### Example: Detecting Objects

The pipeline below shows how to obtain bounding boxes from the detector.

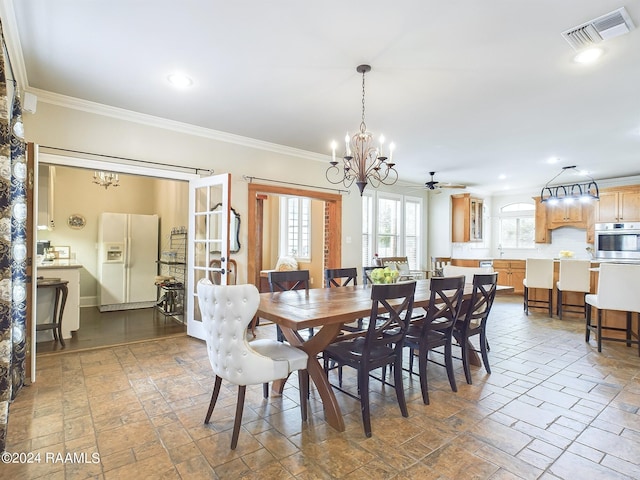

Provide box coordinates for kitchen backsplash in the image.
[453,226,592,260]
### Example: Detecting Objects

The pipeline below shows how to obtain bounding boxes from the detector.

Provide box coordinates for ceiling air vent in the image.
[562,7,635,50]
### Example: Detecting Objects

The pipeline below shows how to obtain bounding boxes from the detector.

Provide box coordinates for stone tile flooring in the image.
[5,296,640,479]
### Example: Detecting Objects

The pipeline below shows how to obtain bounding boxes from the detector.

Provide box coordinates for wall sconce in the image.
[540,165,599,204]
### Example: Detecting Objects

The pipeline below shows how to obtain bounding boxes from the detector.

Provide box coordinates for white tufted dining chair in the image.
[585,263,640,356]
[197,279,309,449]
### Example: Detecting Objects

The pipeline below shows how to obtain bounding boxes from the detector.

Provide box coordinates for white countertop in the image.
[38,259,83,269]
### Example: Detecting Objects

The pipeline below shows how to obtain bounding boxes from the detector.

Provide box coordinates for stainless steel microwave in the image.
[594,223,640,260]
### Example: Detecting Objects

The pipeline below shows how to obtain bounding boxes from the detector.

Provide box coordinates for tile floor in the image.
[5,296,640,479]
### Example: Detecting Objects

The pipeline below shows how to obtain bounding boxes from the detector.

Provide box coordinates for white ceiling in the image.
[4,0,640,194]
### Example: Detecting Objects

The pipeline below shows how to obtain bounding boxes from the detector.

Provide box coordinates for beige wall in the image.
[37,165,188,304]
[25,100,428,300]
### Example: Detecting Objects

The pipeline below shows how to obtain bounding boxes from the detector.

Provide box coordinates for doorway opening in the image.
[35,153,194,354]
[247,182,342,290]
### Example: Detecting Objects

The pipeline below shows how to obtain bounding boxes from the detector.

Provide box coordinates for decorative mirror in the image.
[210,203,241,253]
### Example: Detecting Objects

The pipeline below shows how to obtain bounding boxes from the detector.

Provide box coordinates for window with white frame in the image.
[280,196,311,260]
[362,192,422,269]
[499,202,535,249]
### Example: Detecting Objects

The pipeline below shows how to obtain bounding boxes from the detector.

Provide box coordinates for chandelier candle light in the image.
[93,171,120,189]
[539,165,599,204]
[326,64,398,195]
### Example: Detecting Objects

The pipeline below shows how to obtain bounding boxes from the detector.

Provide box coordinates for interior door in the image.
[187,173,230,340]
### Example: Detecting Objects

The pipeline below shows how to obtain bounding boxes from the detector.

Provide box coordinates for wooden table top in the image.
[258,279,513,330]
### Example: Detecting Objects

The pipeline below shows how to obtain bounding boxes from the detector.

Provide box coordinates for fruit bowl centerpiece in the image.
[558,250,575,258]
[370,267,399,284]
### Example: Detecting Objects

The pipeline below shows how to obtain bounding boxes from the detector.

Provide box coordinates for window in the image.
[280,196,311,260]
[499,202,535,248]
[362,192,422,269]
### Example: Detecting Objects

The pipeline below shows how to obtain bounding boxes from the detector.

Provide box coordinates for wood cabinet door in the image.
[595,192,619,222]
[451,195,470,243]
[564,202,583,222]
[493,267,510,287]
[619,191,640,222]
[549,202,583,224]
[534,198,550,243]
[510,262,525,294]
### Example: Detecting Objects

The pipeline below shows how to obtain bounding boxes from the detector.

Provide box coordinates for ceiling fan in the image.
[424,171,467,191]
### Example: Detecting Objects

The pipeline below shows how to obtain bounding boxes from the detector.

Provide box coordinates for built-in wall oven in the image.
[594,223,640,260]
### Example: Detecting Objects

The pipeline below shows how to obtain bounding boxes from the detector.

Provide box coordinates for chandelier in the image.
[93,171,120,189]
[539,165,599,204]
[326,65,398,196]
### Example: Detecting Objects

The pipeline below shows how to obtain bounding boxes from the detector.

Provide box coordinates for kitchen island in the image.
[37,259,82,341]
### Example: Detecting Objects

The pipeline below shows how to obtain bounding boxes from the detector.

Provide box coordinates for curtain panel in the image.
[0,22,27,453]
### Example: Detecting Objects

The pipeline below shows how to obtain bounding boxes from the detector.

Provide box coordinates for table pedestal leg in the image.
[273,324,345,432]
[467,340,481,366]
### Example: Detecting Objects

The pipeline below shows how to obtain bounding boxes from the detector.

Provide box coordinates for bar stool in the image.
[556,259,591,319]
[523,258,554,316]
[585,263,640,356]
[36,278,69,347]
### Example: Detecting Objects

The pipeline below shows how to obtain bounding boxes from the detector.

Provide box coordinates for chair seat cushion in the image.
[585,293,598,307]
[250,339,309,372]
[325,337,393,364]
[405,324,447,347]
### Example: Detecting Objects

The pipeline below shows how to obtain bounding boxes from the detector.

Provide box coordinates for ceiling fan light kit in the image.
[424,171,466,191]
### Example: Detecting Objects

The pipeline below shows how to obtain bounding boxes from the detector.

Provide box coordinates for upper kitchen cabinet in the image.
[533,196,594,244]
[451,193,483,242]
[548,201,585,227]
[38,165,56,230]
[595,188,640,222]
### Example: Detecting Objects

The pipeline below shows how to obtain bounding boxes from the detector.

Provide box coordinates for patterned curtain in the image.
[0,22,27,452]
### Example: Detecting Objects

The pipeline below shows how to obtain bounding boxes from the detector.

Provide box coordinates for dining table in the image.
[257,278,513,432]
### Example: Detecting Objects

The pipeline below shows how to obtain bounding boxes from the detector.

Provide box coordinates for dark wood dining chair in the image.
[453,273,498,384]
[322,281,416,438]
[267,270,311,342]
[325,267,363,334]
[324,267,358,288]
[404,275,464,404]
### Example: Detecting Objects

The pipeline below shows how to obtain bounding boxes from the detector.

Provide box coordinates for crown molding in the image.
[26,87,328,163]
[0,0,28,87]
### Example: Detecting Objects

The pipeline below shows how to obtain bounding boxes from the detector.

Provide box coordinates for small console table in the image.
[36,278,69,347]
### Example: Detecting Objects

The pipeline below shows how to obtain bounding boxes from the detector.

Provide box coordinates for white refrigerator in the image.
[98,213,159,311]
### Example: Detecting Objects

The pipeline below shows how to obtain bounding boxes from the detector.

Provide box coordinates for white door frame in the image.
[31,150,198,381]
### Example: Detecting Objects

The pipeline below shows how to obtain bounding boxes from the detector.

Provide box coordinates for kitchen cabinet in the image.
[534,196,593,244]
[595,189,640,222]
[451,194,483,243]
[492,259,525,294]
[452,259,480,267]
[548,202,585,226]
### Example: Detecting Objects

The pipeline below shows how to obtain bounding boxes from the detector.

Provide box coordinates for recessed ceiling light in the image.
[167,73,193,88]
[574,48,604,64]
[498,174,506,180]
[547,157,559,164]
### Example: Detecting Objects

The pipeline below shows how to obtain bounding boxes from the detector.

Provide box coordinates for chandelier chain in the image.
[361,68,366,132]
